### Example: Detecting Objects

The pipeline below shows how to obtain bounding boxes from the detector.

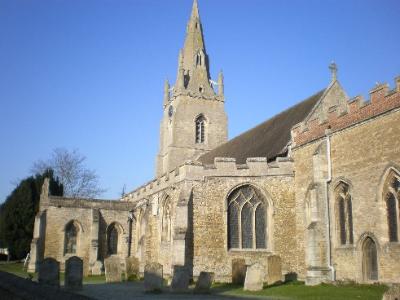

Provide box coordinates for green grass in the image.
[0,262,106,284]
[213,281,388,300]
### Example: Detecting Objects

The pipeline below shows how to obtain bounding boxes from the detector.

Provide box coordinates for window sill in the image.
[228,248,271,253]
[335,245,355,250]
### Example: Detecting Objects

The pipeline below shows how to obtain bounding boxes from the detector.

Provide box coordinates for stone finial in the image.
[218,70,224,96]
[163,79,170,107]
[41,178,50,198]
[329,61,338,81]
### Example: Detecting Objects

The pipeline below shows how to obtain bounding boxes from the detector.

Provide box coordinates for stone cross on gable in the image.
[329,62,338,81]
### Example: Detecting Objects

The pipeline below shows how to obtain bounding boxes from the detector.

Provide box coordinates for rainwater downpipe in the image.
[325,133,335,281]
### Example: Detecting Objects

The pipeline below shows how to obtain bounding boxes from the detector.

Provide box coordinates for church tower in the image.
[156,0,228,176]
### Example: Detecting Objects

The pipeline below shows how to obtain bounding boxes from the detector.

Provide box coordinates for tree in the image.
[31,148,106,198]
[0,169,63,259]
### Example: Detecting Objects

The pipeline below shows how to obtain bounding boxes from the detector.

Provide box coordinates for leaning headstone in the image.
[65,256,83,290]
[38,257,60,287]
[232,258,247,285]
[104,256,122,283]
[266,255,282,285]
[144,262,163,292]
[125,257,139,281]
[194,271,214,293]
[244,262,265,291]
[171,265,190,292]
[91,260,103,276]
[382,284,400,300]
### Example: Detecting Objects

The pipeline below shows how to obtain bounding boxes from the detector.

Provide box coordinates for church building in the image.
[29,0,400,285]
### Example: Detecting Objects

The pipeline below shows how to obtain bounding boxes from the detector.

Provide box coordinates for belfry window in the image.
[64,221,78,255]
[383,169,400,242]
[107,223,119,255]
[335,182,353,245]
[227,185,267,250]
[195,115,205,144]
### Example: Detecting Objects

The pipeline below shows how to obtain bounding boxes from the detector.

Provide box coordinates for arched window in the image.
[227,185,268,250]
[64,221,78,255]
[195,115,206,144]
[335,182,353,245]
[383,169,400,242]
[362,237,378,281]
[107,223,119,255]
[162,197,172,242]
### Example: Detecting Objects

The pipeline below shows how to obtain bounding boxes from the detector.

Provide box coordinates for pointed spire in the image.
[191,0,200,20]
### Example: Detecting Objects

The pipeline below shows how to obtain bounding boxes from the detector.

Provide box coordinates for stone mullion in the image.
[252,204,256,249]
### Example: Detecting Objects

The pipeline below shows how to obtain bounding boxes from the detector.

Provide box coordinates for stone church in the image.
[29,0,400,285]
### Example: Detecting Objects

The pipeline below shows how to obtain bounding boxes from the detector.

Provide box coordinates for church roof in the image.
[198,89,325,164]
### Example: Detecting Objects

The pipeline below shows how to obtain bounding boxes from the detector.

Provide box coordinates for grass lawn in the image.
[0,262,106,284]
[214,281,388,300]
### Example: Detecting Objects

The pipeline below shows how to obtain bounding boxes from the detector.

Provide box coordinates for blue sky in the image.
[0,0,399,201]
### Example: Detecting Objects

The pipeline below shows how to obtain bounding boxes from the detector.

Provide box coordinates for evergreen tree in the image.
[0,170,63,259]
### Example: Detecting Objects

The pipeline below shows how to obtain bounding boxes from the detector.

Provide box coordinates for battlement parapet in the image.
[292,76,400,147]
[121,155,293,203]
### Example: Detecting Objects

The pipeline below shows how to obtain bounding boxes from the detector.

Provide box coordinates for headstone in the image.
[266,255,282,285]
[38,257,60,287]
[65,256,83,290]
[194,271,214,293]
[244,262,265,291]
[232,258,247,285]
[170,265,190,292]
[91,260,103,276]
[144,262,163,292]
[382,284,400,300]
[104,256,122,283]
[125,257,139,281]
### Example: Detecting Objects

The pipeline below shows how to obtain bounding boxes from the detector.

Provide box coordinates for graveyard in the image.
[0,260,390,300]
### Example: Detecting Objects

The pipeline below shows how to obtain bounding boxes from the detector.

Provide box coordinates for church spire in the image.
[174,0,214,96]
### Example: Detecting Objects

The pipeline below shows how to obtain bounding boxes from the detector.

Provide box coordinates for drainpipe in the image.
[325,133,335,281]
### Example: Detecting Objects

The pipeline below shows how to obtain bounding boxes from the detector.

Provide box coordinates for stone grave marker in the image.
[244,262,265,291]
[382,284,400,300]
[266,255,282,285]
[232,258,247,285]
[38,257,60,287]
[144,262,163,292]
[104,256,122,283]
[91,260,103,276]
[125,257,139,280]
[65,256,83,290]
[194,271,214,293]
[171,265,190,292]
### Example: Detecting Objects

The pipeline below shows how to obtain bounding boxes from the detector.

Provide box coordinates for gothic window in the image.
[362,237,378,281]
[227,185,268,250]
[162,197,172,242]
[107,223,119,255]
[64,221,78,255]
[335,182,353,245]
[383,170,400,242]
[195,115,205,144]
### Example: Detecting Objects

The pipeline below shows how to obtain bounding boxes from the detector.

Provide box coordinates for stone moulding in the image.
[292,76,400,147]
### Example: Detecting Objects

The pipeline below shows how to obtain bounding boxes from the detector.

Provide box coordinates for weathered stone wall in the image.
[293,108,400,283]
[191,175,296,282]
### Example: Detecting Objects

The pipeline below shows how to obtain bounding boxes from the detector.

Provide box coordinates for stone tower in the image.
[156,0,227,176]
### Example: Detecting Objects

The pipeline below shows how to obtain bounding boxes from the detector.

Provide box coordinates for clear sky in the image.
[1,0,399,201]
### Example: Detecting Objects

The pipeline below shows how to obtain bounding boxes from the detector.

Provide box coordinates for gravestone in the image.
[382,284,400,300]
[232,258,247,285]
[125,257,139,280]
[266,255,282,285]
[144,262,163,292]
[104,256,122,283]
[91,260,103,276]
[244,262,265,291]
[194,271,214,293]
[65,256,83,290]
[170,265,190,292]
[38,257,60,287]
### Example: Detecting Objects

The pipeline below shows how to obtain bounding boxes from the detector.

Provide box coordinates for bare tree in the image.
[31,148,106,198]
